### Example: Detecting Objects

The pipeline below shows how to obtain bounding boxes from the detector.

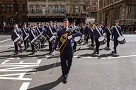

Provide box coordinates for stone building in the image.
[27,0,86,24]
[97,0,136,25]
[0,0,27,27]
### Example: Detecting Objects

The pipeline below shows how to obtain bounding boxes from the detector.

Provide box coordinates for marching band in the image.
[11,19,126,84]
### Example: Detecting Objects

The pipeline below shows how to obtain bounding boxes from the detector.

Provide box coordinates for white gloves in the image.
[68,35,72,40]
[52,50,56,56]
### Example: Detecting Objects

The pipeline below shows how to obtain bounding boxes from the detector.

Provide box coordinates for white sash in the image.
[96,28,102,37]
[49,26,54,35]
[115,26,121,36]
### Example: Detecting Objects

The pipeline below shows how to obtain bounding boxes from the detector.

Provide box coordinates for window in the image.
[0,4,4,12]
[22,4,26,12]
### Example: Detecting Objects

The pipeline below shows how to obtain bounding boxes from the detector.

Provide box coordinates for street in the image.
[0,34,136,90]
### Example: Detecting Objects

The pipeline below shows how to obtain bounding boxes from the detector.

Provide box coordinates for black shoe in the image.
[63,77,67,84]
[14,51,18,55]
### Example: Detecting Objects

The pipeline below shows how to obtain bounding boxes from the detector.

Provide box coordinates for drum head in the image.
[74,36,81,42]
[118,36,125,41]
[98,36,105,42]
[49,36,56,41]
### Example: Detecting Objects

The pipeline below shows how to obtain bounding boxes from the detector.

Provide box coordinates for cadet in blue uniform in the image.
[52,19,82,84]
[21,23,30,50]
[46,21,57,54]
[112,20,122,54]
[104,24,112,50]
[11,24,23,54]
[93,23,103,55]
[84,23,90,45]
[89,24,94,48]
[70,21,81,52]
[29,25,38,54]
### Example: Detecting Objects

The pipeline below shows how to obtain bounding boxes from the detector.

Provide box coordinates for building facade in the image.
[27,0,86,24]
[0,0,27,27]
[85,0,98,21]
[97,0,136,25]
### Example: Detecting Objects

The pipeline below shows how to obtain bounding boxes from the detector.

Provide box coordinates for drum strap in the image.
[23,28,27,35]
[49,26,54,36]
[31,30,36,38]
[96,28,102,37]
[115,26,121,36]
[108,28,111,34]
[36,27,41,34]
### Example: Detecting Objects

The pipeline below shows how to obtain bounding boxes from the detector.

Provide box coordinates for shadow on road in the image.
[28,76,62,90]
[34,62,61,72]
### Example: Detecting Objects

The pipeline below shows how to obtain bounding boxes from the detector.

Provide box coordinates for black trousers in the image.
[24,40,29,49]
[60,47,73,78]
[90,36,94,47]
[48,40,53,53]
[14,43,22,52]
[73,41,77,51]
[95,38,100,53]
[85,34,89,44]
[107,36,110,48]
[114,38,118,52]
[31,43,35,52]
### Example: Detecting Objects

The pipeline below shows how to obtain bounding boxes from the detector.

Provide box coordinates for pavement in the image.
[0,34,136,90]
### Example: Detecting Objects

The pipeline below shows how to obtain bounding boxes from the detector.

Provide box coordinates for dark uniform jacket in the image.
[29,29,38,41]
[11,28,22,42]
[53,27,82,50]
[112,26,122,39]
[46,26,56,39]
[104,27,112,37]
[93,28,103,39]
[21,28,30,40]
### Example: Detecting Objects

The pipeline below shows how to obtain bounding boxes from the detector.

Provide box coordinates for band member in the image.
[52,19,81,84]
[89,24,94,48]
[104,24,112,50]
[93,23,103,55]
[21,23,30,50]
[39,24,46,48]
[35,23,42,49]
[70,21,81,52]
[46,21,57,55]
[29,25,38,54]
[84,23,90,45]
[112,20,122,54]
[11,24,23,54]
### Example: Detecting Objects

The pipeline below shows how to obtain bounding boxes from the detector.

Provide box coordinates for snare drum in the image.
[74,36,81,42]
[98,36,106,45]
[49,36,56,42]
[117,36,126,44]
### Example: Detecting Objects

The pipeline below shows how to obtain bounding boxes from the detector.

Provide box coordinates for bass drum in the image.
[117,36,126,44]
[74,36,81,42]
[98,36,107,45]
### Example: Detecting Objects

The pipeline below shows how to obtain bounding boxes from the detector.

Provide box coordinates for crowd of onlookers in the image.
[0,24,136,34]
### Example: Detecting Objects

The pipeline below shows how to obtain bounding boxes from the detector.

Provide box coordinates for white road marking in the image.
[0,39,11,44]
[73,54,136,60]
[19,82,30,90]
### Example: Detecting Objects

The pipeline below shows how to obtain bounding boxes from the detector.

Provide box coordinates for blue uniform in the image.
[29,29,38,53]
[112,26,122,53]
[70,26,81,52]
[11,28,23,53]
[93,28,103,54]
[104,27,112,48]
[53,27,81,79]
[21,27,30,49]
[46,26,56,54]
[89,27,94,47]
[84,26,90,44]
